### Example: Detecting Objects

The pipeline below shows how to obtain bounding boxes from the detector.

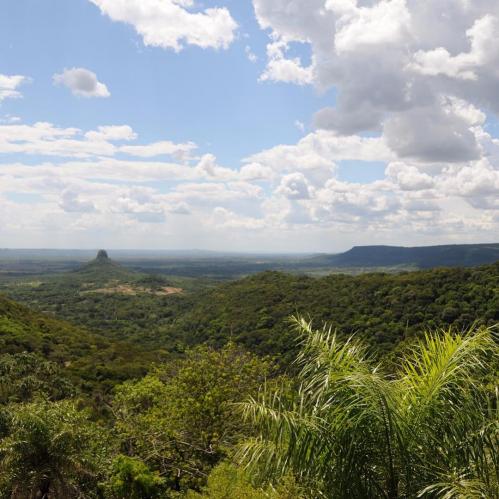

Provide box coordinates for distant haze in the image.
[2,243,498,267]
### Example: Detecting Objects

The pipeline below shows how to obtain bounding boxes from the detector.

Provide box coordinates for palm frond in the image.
[239,318,498,498]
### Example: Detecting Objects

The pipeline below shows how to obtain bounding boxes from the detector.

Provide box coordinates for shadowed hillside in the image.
[0,293,159,393]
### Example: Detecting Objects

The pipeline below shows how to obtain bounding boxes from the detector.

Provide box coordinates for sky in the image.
[0,0,499,252]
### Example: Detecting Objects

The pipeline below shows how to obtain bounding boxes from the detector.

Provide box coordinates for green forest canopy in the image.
[2,261,498,364]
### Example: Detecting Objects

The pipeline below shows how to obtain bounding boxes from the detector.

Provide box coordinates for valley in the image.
[1,248,497,358]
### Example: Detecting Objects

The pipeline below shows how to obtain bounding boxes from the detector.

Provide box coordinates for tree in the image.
[0,400,110,498]
[239,317,498,498]
[187,462,304,499]
[103,455,165,499]
[113,343,274,492]
[0,353,74,404]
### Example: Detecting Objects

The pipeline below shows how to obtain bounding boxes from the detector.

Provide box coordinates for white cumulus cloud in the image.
[409,15,499,81]
[252,0,499,165]
[0,74,28,102]
[259,39,313,85]
[276,172,313,199]
[89,0,237,52]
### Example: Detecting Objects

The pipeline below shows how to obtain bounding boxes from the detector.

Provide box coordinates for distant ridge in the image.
[310,243,499,269]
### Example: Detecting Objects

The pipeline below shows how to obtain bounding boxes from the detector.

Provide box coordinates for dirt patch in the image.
[15,280,42,288]
[89,284,137,295]
[157,286,183,296]
[82,284,183,296]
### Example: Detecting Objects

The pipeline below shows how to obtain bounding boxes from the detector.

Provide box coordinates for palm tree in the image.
[239,317,498,498]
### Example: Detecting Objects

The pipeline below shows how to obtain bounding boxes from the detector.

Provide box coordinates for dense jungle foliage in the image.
[173,262,499,361]
[0,294,161,395]
[0,256,206,348]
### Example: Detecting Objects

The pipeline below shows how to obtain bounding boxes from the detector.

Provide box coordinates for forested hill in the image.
[309,243,499,268]
[173,262,499,360]
[72,249,139,281]
[0,293,157,392]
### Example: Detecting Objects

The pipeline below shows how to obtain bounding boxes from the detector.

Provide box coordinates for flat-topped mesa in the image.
[96,249,109,261]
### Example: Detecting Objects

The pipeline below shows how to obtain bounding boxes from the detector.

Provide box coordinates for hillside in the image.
[172,262,499,360]
[2,256,498,363]
[310,243,499,268]
[0,293,159,393]
[0,250,198,347]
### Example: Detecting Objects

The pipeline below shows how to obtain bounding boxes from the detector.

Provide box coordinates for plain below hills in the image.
[0,251,197,347]
[3,253,497,365]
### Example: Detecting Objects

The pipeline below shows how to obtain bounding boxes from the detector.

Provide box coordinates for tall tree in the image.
[113,343,274,492]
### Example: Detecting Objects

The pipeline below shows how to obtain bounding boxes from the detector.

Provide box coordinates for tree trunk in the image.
[35,478,51,499]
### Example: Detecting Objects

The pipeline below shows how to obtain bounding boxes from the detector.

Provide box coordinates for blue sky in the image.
[0,0,498,251]
[0,0,335,168]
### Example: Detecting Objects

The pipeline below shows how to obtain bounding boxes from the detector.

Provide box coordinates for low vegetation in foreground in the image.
[0,317,497,498]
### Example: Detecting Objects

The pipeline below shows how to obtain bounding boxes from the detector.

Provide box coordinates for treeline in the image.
[1,257,498,496]
[0,344,288,498]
